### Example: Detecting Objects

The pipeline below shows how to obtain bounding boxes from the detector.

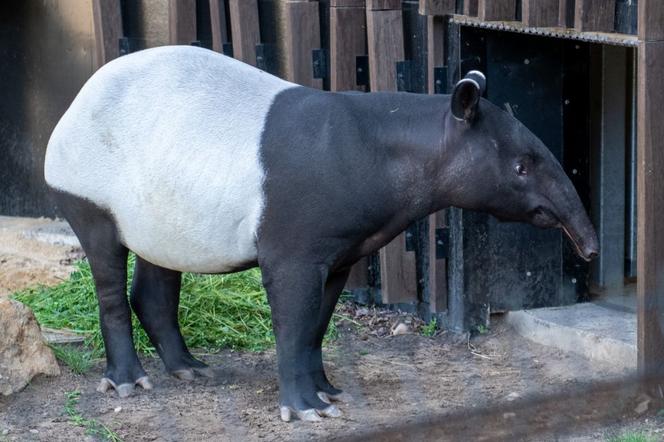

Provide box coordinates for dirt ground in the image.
[1,217,662,441]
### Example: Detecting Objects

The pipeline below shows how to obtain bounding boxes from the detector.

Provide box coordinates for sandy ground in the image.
[1,217,662,441]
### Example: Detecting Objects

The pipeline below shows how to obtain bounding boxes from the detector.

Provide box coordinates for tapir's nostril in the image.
[586,251,598,261]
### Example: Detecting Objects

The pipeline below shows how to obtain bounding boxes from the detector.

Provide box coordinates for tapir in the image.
[44,46,598,422]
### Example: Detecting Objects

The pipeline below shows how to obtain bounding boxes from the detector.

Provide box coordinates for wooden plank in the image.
[229,0,261,66]
[478,0,516,21]
[209,0,230,53]
[92,0,123,69]
[522,0,559,27]
[367,0,401,11]
[330,2,367,91]
[559,0,569,27]
[281,1,323,88]
[169,0,197,45]
[464,0,478,17]
[637,36,664,377]
[639,0,664,41]
[574,0,615,32]
[366,3,416,304]
[331,0,365,6]
[426,15,444,96]
[419,0,455,16]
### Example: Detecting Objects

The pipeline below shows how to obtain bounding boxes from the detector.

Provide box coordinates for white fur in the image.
[45,46,297,273]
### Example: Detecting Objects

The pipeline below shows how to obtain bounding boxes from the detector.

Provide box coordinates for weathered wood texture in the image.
[209,0,229,53]
[365,1,416,303]
[229,0,261,65]
[169,0,197,44]
[639,0,664,40]
[637,18,664,378]
[330,1,367,91]
[574,0,615,32]
[418,0,456,16]
[427,15,444,93]
[559,0,569,27]
[522,0,560,27]
[478,0,516,21]
[92,0,123,68]
[281,1,323,88]
[464,0,479,16]
[367,0,401,10]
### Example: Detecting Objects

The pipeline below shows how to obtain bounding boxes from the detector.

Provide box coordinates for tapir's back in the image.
[45,46,297,273]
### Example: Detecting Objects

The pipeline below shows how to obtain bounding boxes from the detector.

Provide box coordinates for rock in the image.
[635,399,651,414]
[0,299,60,396]
[391,322,410,336]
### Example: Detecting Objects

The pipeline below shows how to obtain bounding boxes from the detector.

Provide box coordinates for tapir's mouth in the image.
[560,224,597,262]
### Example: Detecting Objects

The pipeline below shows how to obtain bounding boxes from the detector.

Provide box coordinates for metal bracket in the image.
[312,48,328,80]
[405,224,417,252]
[434,67,448,94]
[256,43,278,74]
[222,42,234,57]
[356,55,369,87]
[118,37,131,56]
[435,227,449,260]
[396,60,414,93]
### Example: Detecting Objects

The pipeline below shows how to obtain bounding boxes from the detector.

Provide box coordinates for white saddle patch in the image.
[45,46,297,273]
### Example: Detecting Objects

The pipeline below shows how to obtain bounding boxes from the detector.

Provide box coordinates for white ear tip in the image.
[467,70,486,81]
[456,78,480,90]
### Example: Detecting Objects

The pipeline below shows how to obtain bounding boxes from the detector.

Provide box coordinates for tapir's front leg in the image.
[261,261,342,422]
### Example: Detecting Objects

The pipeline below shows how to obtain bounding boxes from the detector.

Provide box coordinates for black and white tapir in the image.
[45,46,598,422]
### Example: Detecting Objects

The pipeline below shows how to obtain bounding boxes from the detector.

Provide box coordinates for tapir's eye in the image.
[515,164,527,176]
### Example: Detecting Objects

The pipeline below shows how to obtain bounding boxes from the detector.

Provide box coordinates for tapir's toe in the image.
[317,391,353,404]
[96,375,153,398]
[279,404,343,422]
[170,365,215,381]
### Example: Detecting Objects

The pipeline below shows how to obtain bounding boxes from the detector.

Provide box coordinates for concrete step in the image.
[506,301,637,371]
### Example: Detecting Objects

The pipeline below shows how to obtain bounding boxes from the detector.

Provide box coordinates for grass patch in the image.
[14,255,342,370]
[421,318,437,337]
[64,391,122,441]
[608,432,657,442]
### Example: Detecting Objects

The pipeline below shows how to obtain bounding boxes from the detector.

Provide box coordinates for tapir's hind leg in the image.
[129,257,213,380]
[51,190,151,398]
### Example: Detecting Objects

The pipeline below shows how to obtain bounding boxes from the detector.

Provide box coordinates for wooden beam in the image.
[330,3,367,91]
[229,0,261,66]
[418,0,455,16]
[427,15,444,94]
[522,0,559,27]
[367,0,401,10]
[478,0,516,21]
[637,0,664,379]
[639,0,664,41]
[464,0,478,16]
[169,0,197,45]
[281,1,323,88]
[209,0,229,53]
[574,0,615,32]
[92,0,123,69]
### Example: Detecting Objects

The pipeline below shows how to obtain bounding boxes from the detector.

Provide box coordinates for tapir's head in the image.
[443,71,599,261]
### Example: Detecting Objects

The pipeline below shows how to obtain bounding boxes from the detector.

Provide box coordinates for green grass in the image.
[421,318,437,337]
[607,432,657,442]
[13,255,342,371]
[64,391,122,441]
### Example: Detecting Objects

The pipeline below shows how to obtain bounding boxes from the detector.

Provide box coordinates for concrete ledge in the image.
[506,302,636,371]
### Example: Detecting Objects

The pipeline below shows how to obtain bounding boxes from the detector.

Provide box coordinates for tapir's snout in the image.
[561,220,599,262]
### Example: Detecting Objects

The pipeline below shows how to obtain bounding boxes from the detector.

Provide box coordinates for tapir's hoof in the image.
[170,365,215,381]
[318,391,353,404]
[96,376,153,398]
[279,405,342,422]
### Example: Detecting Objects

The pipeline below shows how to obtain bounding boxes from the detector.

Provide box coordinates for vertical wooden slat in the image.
[229,0,261,66]
[92,0,123,69]
[281,1,323,88]
[209,0,229,53]
[418,0,455,16]
[637,0,664,379]
[426,13,448,313]
[366,0,416,304]
[559,0,569,27]
[169,0,197,45]
[574,0,615,32]
[478,0,516,21]
[330,0,367,91]
[522,0,560,27]
[464,0,479,16]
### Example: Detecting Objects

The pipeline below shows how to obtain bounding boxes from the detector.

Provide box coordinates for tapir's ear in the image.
[451,71,485,122]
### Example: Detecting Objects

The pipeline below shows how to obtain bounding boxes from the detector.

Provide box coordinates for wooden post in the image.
[92,0,123,69]
[478,0,516,21]
[281,1,323,88]
[637,0,664,379]
[574,0,616,32]
[418,0,455,16]
[209,0,230,53]
[366,0,417,304]
[330,0,367,92]
[229,0,261,66]
[464,0,478,16]
[169,0,197,45]
[522,0,560,27]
